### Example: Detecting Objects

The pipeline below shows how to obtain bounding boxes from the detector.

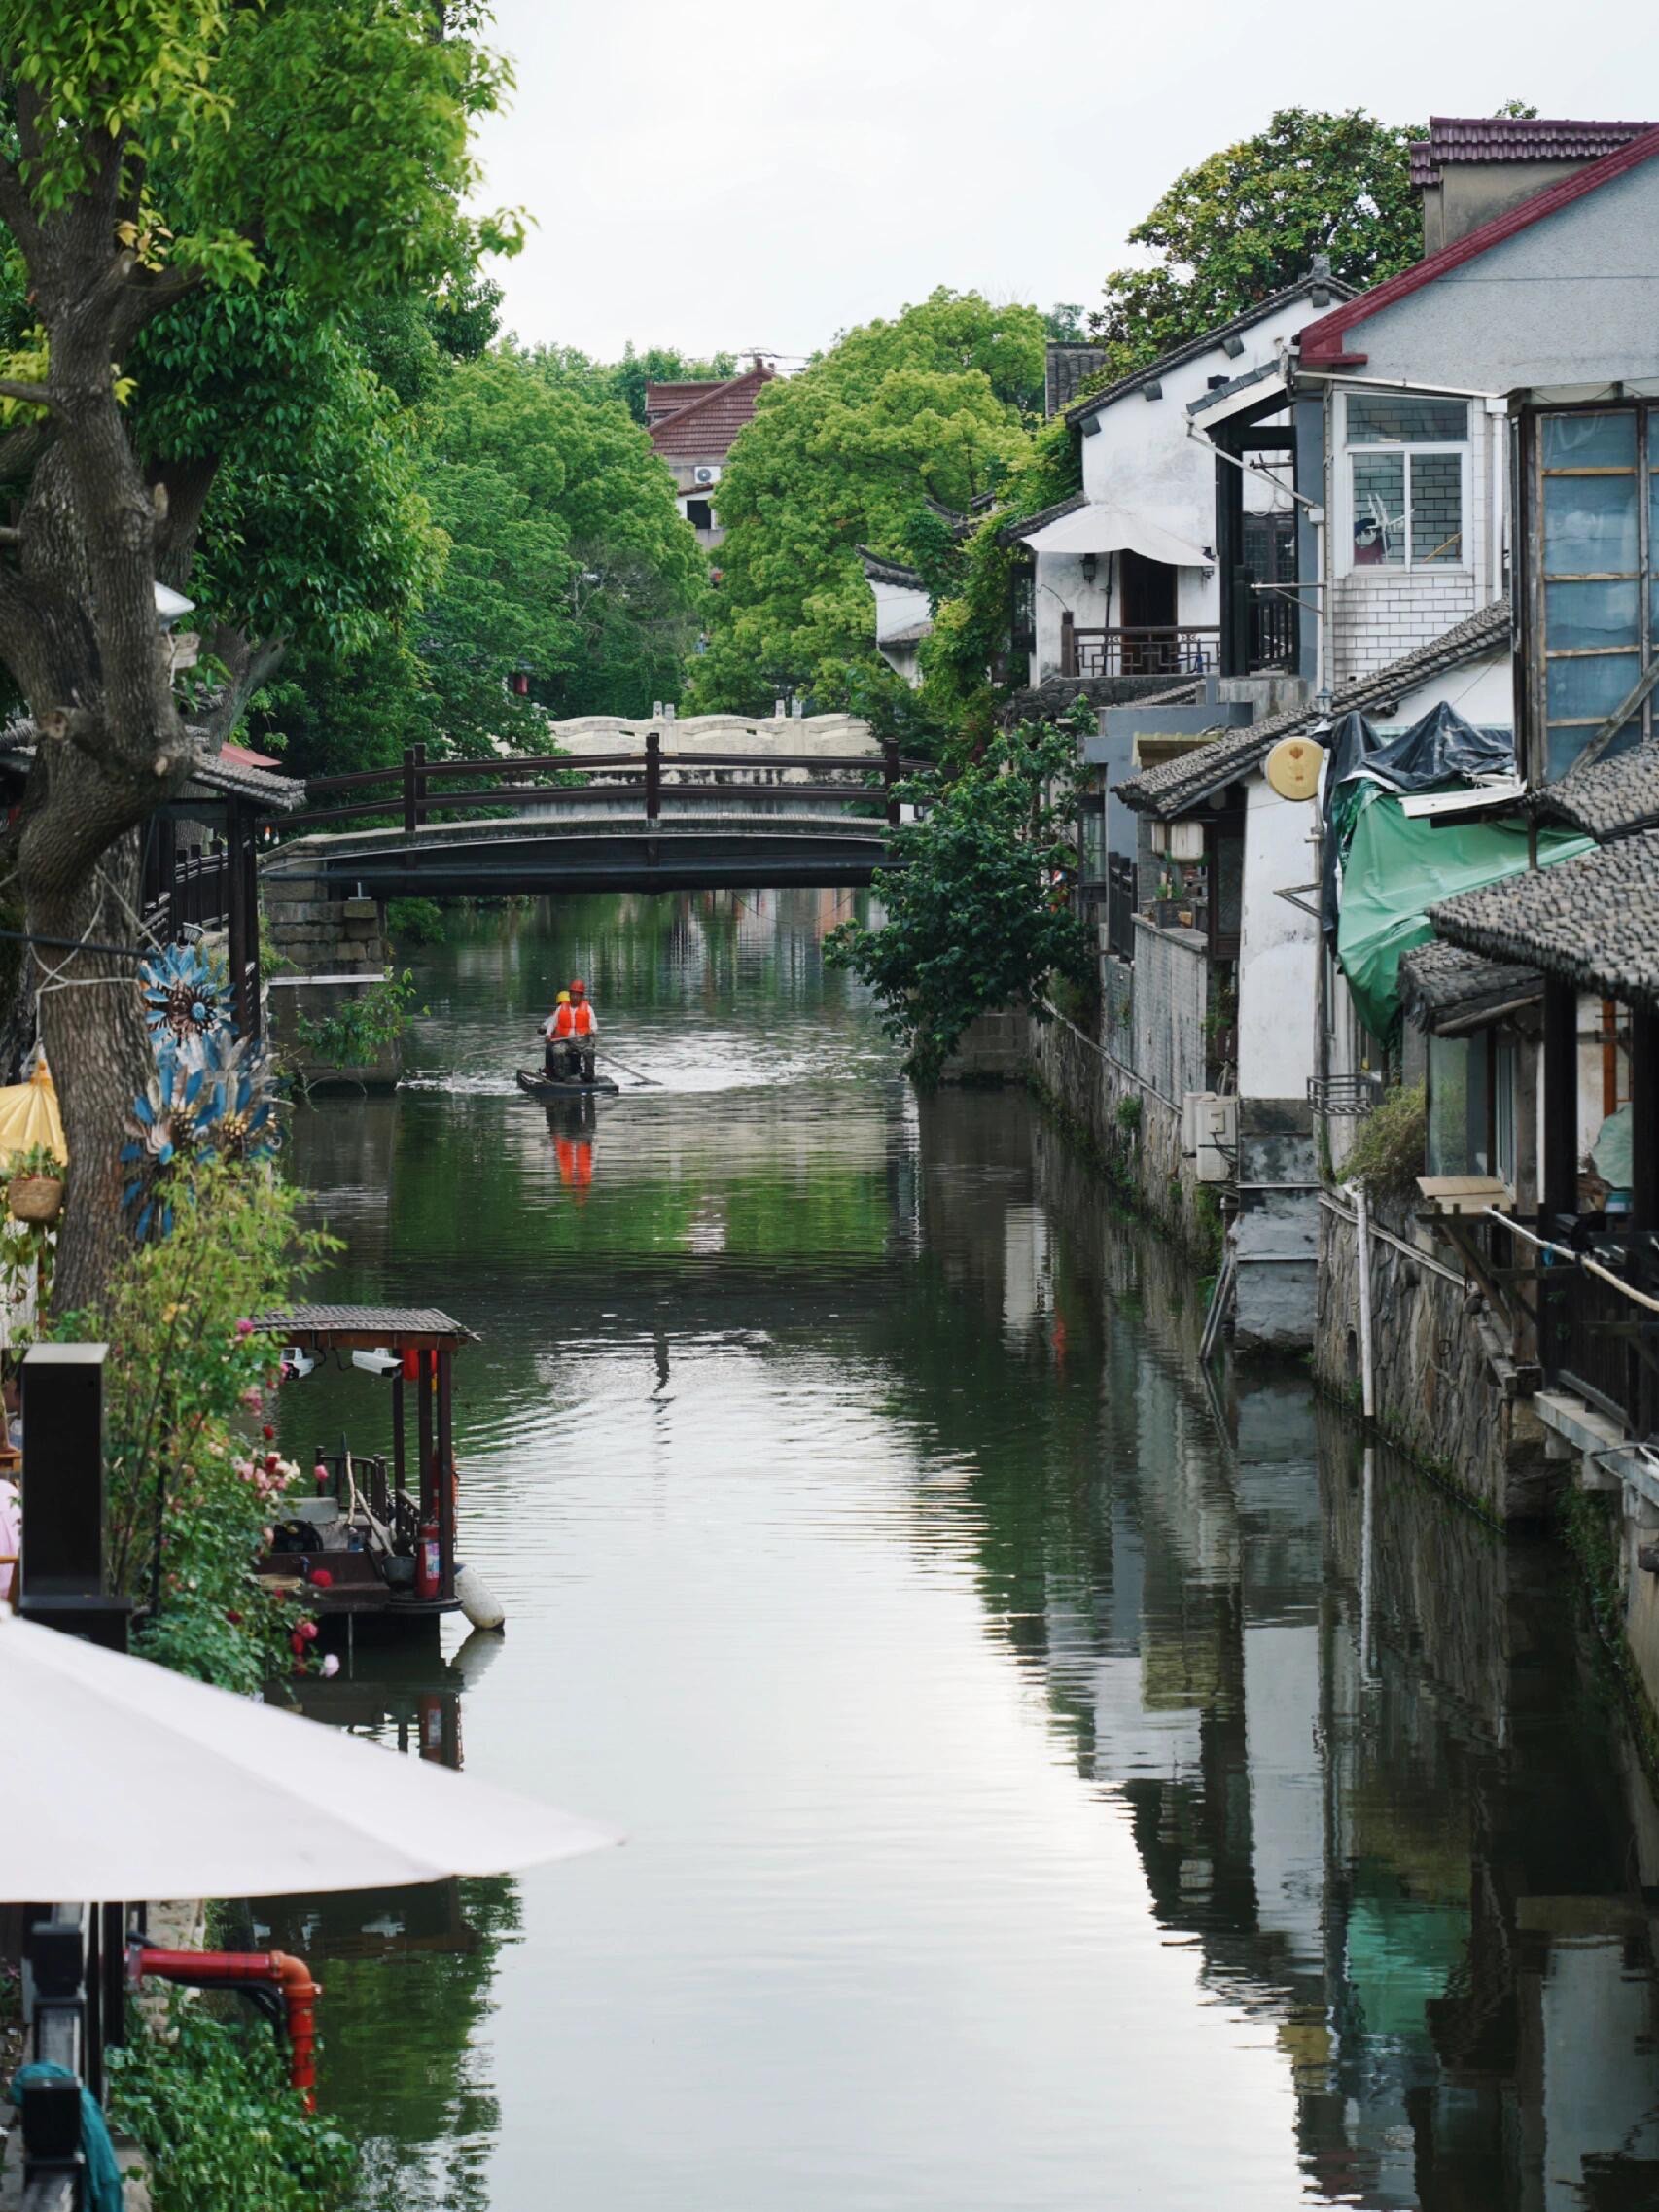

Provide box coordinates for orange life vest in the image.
[571,1001,595,1036]
[549,1004,575,1038]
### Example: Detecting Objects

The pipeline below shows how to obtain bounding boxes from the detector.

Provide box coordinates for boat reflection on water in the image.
[544,1096,598,1200]
[241,1637,520,2211]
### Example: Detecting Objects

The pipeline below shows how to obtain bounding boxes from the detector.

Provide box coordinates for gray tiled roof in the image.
[252,1303,474,1342]
[1397,940,1540,1031]
[1116,599,1512,819]
[1530,742,1659,841]
[998,491,1086,548]
[880,620,931,649]
[857,545,925,589]
[1062,273,1356,427]
[1045,342,1110,417]
[188,752,307,812]
[1430,829,1659,1010]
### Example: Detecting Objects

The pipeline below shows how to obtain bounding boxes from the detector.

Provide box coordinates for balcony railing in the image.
[1538,1223,1659,1439]
[1060,618,1219,680]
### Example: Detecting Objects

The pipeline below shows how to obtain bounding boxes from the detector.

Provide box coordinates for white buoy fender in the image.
[455,1562,506,1633]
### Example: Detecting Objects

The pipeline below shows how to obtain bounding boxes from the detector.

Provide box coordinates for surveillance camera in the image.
[351,1349,404,1380]
[281,1347,317,1382]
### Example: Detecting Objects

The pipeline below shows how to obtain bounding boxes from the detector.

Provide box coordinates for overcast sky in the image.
[475,0,1645,366]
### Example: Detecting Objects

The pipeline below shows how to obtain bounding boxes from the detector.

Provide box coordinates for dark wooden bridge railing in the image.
[266,733,922,837]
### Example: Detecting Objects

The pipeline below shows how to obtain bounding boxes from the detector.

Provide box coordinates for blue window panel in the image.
[1547,718,1642,778]
[1546,651,1641,722]
[1546,578,1641,650]
[1542,411,1638,468]
[1543,474,1639,575]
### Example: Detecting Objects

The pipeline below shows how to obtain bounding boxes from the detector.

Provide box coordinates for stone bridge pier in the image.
[263,877,400,1089]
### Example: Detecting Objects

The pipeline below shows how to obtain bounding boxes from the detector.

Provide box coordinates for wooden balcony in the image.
[1060,615,1219,680]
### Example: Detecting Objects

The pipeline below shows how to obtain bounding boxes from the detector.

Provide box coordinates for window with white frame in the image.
[1345,394,1469,571]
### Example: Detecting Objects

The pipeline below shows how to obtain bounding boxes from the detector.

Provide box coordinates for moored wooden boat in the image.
[251,1304,477,1632]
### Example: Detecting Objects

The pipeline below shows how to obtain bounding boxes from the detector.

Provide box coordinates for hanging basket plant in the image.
[7,1141,65,1224]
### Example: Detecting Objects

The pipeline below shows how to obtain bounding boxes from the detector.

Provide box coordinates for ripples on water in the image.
[264,891,1659,2211]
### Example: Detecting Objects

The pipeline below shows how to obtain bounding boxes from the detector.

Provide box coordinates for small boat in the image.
[250,1304,477,1634]
[515,1066,620,1100]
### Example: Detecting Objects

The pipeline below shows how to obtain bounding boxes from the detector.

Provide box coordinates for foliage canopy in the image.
[686,290,1045,716]
[827,710,1095,1082]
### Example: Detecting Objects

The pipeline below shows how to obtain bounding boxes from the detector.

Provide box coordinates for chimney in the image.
[1412,117,1656,254]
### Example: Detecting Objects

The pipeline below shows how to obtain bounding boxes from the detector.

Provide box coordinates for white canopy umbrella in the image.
[1020,502,1212,568]
[0,1608,618,1899]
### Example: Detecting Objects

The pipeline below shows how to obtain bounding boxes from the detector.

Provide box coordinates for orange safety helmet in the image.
[570,979,587,998]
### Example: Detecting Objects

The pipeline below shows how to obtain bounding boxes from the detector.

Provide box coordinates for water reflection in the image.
[274,894,1659,2210]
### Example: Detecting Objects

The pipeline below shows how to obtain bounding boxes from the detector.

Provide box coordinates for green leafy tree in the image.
[1090,108,1423,372]
[685,289,1046,715]
[0,0,516,1310]
[826,709,1094,1082]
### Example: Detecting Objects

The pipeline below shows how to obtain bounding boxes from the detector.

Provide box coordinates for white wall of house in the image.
[1238,776,1321,1101]
[1026,291,1334,685]
[870,576,930,647]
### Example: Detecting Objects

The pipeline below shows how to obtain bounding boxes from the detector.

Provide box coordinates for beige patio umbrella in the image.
[0,1607,618,1899]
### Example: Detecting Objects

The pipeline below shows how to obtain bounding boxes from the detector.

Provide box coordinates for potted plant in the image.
[8,1141,64,1224]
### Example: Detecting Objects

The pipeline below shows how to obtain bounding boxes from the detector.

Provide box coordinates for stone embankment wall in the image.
[1315,1191,1553,1523]
[939,1008,1028,1084]
[1026,1004,1209,1256]
[262,884,400,1090]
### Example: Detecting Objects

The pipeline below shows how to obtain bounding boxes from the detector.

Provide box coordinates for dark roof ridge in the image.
[858,544,925,588]
[1063,272,1358,426]
[998,490,1087,546]
[1300,125,1659,365]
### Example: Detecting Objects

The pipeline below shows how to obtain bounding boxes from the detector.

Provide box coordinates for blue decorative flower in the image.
[196,1035,283,1169]
[140,943,231,1063]
[123,1047,209,1241]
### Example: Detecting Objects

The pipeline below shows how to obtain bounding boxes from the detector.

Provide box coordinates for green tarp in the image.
[1335,789,1590,1040]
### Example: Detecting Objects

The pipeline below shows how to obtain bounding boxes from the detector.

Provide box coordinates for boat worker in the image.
[568,978,598,1083]
[544,990,574,1080]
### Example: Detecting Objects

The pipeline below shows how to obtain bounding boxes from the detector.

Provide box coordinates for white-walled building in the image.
[1005,273,1352,694]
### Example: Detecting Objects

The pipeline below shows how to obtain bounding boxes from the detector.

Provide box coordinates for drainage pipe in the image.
[135,1948,321,2109]
[1353,1183,1377,1423]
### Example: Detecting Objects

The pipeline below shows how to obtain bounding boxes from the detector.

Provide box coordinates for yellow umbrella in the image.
[0,1060,66,1168]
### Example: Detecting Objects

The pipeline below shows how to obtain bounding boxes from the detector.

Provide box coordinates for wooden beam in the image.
[1541,977,1579,1221]
[1632,1004,1659,1231]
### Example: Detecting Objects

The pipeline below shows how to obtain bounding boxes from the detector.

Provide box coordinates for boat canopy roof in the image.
[252,1304,476,1350]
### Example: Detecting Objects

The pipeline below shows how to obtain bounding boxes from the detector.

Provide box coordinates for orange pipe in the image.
[136,1947,322,2109]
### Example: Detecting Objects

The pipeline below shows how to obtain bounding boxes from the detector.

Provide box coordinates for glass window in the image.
[1427,1034,1489,1177]
[1535,404,1653,780]
[1348,395,1468,444]
[1546,651,1641,723]
[1352,451,1404,565]
[1544,579,1641,650]
[1410,453,1463,564]
[1543,474,1639,574]
[1345,396,1467,572]
[1542,410,1637,468]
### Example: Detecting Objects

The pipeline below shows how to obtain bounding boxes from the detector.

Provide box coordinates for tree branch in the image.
[0,419,54,483]
[0,380,54,412]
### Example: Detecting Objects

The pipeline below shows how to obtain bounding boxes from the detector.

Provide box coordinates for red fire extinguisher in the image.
[416,1518,441,1602]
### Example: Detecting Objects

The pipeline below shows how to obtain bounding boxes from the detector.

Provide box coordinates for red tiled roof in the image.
[1299,124,1659,366]
[648,366,776,461]
[644,380,726,425]
[1409,115,1656,188]
[220,741,281,770]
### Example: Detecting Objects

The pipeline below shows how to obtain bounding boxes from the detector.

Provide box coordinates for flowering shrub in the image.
[52,1157,339,1692]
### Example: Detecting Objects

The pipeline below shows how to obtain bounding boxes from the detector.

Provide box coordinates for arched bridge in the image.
[259,736,917,897]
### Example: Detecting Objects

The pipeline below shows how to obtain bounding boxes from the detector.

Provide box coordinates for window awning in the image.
[1019,503,1212,566]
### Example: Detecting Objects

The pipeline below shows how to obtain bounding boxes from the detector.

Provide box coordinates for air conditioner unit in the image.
[1182,1091,1237,1183]
[693,465,720,486]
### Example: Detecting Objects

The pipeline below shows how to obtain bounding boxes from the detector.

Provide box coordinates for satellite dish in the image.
[1264,735,1324,801]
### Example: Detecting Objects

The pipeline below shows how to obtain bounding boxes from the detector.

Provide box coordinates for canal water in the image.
[272,891,1659,2211]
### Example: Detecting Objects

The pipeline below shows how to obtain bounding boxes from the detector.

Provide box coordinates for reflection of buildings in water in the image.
[1003,1120,1659,2208]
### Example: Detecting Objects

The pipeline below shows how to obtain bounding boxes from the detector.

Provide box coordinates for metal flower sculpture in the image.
[123,1048,209,1241]
[198,1035,283,1169]
[140,943,231,1066]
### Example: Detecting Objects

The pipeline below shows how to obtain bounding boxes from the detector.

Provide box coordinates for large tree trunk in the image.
[29,830,157,1316]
